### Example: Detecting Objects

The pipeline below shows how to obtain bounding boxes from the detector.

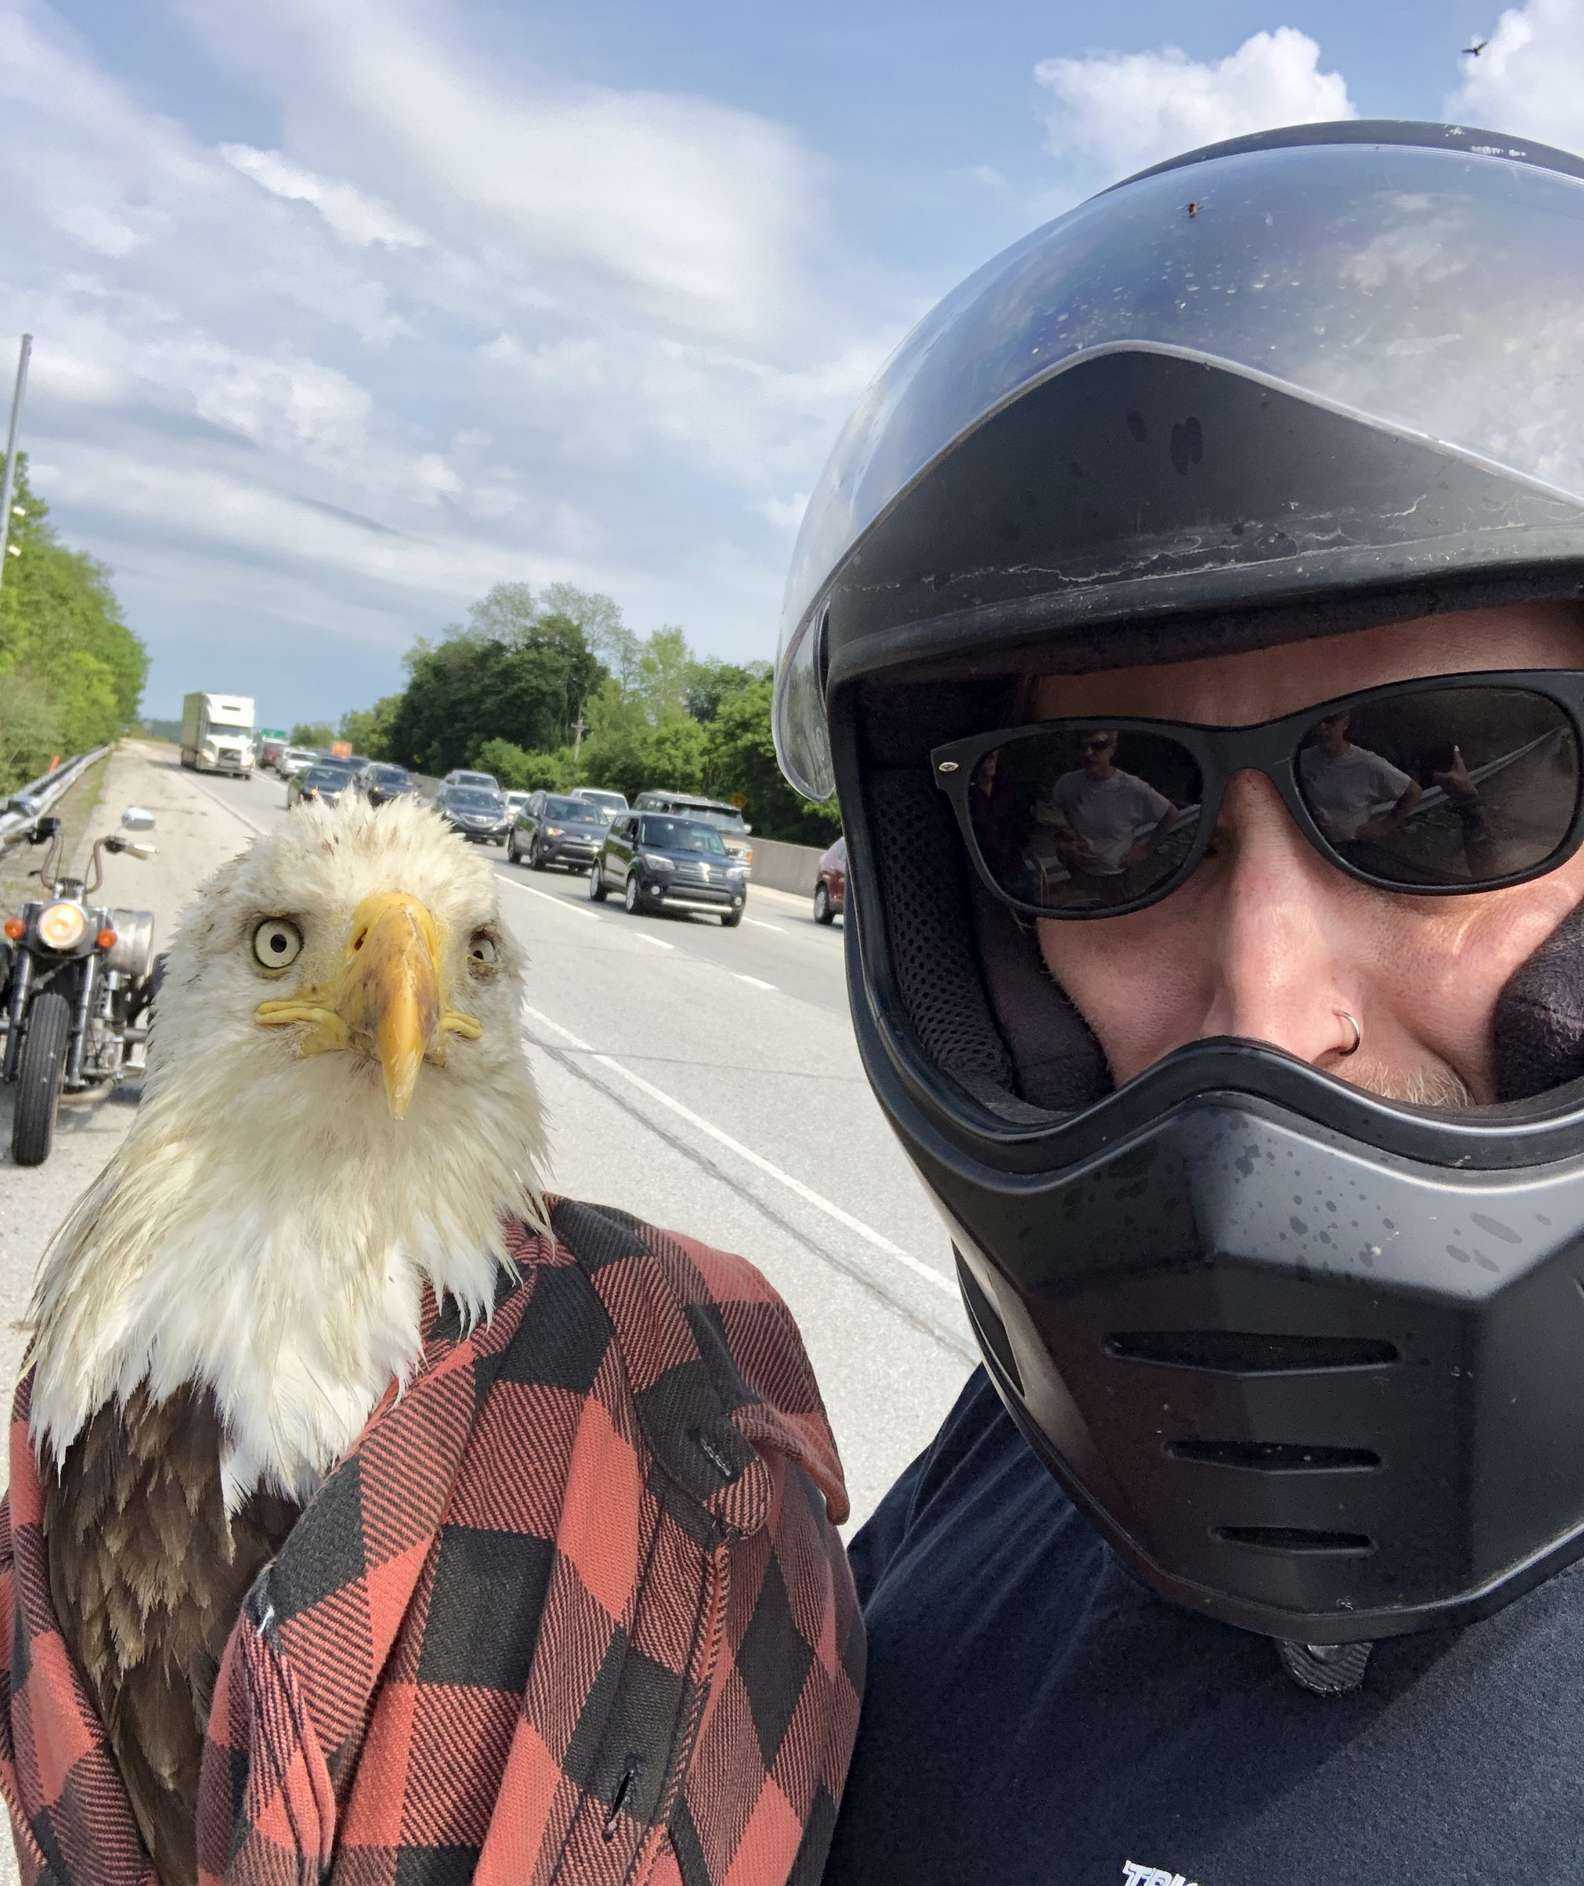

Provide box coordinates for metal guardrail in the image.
[0,747,109,852]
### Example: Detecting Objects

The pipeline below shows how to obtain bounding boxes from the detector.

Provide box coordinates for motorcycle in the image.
[0,805,159,1166]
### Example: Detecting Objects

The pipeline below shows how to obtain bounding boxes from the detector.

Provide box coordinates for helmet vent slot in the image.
[1214,1525,1374,1555]
[1106,1331,1399,1373]
[1169,1439,1380,1472]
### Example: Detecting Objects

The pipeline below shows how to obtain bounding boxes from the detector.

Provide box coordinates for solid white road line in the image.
[734,973,776,991]
[180,771,268,836]
[521,999,956,1301]
[497,874,598,921]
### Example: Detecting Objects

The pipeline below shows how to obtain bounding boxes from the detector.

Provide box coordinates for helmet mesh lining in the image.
[866,768,1015,1094]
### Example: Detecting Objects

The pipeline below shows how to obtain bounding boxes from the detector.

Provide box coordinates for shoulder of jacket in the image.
[506,1199,850,1531]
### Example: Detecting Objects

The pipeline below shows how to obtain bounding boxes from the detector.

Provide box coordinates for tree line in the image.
[323,582,838,846]
[0,456,147,794]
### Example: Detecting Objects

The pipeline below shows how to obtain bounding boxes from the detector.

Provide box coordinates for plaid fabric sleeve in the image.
[548,1205,865,1886]
[0,1375,157,1886]
[10,1201,862,1886]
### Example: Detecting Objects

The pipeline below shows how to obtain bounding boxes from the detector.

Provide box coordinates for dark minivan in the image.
[507,791,610,871]
[588,813,746,926]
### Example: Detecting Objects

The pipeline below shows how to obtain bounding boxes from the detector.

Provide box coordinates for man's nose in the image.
[1197,772,1361,1065]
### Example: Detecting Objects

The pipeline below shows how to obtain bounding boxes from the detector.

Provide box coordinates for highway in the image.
[0,743,976,1539]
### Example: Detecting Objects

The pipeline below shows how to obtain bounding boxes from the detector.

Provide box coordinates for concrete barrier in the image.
[748,834,827,897]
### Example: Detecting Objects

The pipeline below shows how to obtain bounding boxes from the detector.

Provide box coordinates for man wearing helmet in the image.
[774,121,1584,1882]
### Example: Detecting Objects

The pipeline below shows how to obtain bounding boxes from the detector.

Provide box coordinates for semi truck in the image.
[180,693,256,776]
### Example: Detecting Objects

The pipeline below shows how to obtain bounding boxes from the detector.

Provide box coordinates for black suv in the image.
[507,791,610,871]
[588,813,746,926]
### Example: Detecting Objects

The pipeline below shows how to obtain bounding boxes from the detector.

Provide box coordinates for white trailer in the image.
[180,693,256,776]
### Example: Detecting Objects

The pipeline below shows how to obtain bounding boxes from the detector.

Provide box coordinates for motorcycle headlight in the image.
[37,901,87,950]
[639,852,675,871]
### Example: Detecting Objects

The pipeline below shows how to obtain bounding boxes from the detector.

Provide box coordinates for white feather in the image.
[26,796,550,1510]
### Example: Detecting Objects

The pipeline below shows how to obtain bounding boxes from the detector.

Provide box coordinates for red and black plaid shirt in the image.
[0,1198,864,1884]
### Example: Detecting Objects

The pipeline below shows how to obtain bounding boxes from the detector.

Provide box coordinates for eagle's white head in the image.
[28,795,549,1509]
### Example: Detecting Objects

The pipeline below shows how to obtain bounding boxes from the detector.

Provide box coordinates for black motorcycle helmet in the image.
[775,122,1584,1649]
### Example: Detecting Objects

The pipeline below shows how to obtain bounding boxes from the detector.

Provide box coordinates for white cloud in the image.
[1035,28,1354,182]
[756,492,809,534]
[182,0,836,350]
[1446,0,1584,156]
[0,0,922,719]
[219,145,428,248]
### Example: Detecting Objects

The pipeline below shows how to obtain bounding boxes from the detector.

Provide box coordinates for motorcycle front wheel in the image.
[12,990,71,1166]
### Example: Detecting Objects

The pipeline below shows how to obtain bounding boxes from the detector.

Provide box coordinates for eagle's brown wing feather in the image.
[44,1386,299,1886]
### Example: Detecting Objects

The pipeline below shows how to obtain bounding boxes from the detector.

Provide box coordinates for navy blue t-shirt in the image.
[824,1369,1584,1885]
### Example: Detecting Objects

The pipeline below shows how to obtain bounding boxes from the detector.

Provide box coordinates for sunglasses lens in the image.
[1296,686,1579,887]
[968,730,1204,913]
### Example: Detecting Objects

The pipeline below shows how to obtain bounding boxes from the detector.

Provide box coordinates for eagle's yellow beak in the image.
[254,891,482,1118]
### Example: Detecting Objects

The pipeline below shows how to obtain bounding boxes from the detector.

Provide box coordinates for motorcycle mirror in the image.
[31,815,61,845]
[125,841,158,860]
[120,806,156,833]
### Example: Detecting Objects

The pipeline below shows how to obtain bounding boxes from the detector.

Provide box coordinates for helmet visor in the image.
[777,133,1584,798]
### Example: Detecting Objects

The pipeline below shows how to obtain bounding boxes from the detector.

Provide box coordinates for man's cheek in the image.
[1039,928,1210,1083]
[1407,882,1584,1084]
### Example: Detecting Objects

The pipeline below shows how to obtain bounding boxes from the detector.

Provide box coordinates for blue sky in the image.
[2,0,1578,727]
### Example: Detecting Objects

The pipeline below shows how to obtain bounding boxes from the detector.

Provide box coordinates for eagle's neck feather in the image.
[27,1052,546,1511]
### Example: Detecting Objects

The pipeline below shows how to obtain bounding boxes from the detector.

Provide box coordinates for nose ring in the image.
[1336,1010,1362,1058]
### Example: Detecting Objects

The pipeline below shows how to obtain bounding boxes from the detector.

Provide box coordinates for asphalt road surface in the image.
[0,743,976,1536]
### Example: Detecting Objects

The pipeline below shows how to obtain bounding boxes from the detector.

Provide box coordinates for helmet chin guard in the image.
[908,1041,1584,1644]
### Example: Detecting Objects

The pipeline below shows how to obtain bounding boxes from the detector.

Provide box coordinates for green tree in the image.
[0,456,147,791]
[702,672,840,844]
[382,584,606,774]
[473,738,578,792]
[541,581,638,692]
[635,626,694,723]
[338,694,401,760]
[0,669,64,788]
[687,657,770,723]
[290,721,335,748]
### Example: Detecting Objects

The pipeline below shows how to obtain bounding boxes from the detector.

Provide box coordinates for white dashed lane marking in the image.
[734,974,776,991]
[497,875,599,921]
[520,1001,954,1300]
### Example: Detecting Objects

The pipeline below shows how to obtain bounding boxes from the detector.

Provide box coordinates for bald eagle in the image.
[24,795,548,1884]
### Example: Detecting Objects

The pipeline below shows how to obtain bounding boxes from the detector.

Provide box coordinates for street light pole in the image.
[0,333,34,591]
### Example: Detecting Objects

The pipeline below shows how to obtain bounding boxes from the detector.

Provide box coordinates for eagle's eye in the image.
[253,919,304,970]
[467,928,500,974]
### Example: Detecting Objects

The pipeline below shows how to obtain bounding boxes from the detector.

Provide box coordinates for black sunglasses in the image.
[932,670,1584,921]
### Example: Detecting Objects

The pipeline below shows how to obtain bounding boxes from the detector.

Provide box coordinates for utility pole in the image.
[0,333,33,592]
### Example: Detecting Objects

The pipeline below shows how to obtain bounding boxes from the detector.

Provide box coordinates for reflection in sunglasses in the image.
[945,680,1584,918]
